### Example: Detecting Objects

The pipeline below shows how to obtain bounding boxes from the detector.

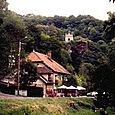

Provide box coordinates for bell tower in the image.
[65,32,73,42]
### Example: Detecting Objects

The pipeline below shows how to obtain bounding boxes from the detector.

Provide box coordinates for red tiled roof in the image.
[26,51,42,62]
[38,67,53,74]
[26,51,70,75]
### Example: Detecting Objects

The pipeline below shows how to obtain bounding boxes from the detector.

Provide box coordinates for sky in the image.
[7,0,115,20]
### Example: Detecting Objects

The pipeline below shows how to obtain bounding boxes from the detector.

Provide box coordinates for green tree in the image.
[75,75,87,86]
[0,0,10,76]
[108,40,115,68]
[0,0,8,25]
[27,25,63,66]
[63,74,78,86]
[83,40,108,67]
[92,64,115,109]
[0,34,9,76]
[103,12,115,42]
[20,14,103,42]
[60,49,72,68]
[0,6,27,77]
[0,0,8,11]
[92,13,115,110]
[20,60,38,86]
[66,64,75,73]
[3,12,27,42]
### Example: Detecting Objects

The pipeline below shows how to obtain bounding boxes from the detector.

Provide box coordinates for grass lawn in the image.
[0,97,114,115]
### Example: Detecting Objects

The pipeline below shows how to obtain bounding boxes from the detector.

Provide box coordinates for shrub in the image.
[8,106,32,115]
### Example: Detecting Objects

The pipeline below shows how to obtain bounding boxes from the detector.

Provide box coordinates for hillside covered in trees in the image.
[20,14,104,42]
[1,0,115,111]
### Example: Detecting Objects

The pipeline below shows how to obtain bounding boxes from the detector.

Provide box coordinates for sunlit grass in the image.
[0,97,108,115]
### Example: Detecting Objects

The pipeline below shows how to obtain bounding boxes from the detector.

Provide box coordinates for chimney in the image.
[47,51,52,59]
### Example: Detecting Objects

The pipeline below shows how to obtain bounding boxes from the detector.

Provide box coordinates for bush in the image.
[8,106,32,115]
[78,101,91,108]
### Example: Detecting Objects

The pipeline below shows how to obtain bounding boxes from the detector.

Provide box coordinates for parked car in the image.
[87,91,98,97]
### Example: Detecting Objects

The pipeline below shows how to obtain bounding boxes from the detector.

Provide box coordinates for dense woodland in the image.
[1,0,115,110]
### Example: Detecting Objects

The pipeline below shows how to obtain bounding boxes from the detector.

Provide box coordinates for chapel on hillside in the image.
[65,32,73,42]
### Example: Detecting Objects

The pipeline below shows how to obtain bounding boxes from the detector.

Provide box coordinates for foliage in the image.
[0,97,96,115]
[0,0,8,11]
[66,64,75,73]
[20,60,39,85]
[1,1,115,108]
[75,75,87,86]
[8,106,32,115]
[103,12,115,42]
[83,40,108,68]
[0,1,28,76]
[92,64,115,110]
[63,74,78,86]
[0,0,10,76]
[91,12,115,110]
[60,49,72,68]
[21,14,103,42]
[20,14,105,88]
[3,12,27,46]
[26,25,63,65]
[0,33,9,76]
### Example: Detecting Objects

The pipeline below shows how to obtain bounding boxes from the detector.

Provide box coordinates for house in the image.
[26,50,70,97]
[0,50,70,97]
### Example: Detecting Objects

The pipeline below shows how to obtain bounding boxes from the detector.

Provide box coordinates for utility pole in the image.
[17,41,21,95]
[17,36,27,95]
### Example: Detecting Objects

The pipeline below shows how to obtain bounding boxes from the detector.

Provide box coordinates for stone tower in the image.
[65,32,73,42]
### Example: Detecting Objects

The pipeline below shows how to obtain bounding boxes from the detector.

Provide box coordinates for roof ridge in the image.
[33,51,43,61]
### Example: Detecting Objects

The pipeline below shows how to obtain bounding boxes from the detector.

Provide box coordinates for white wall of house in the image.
[31,61,64,97]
